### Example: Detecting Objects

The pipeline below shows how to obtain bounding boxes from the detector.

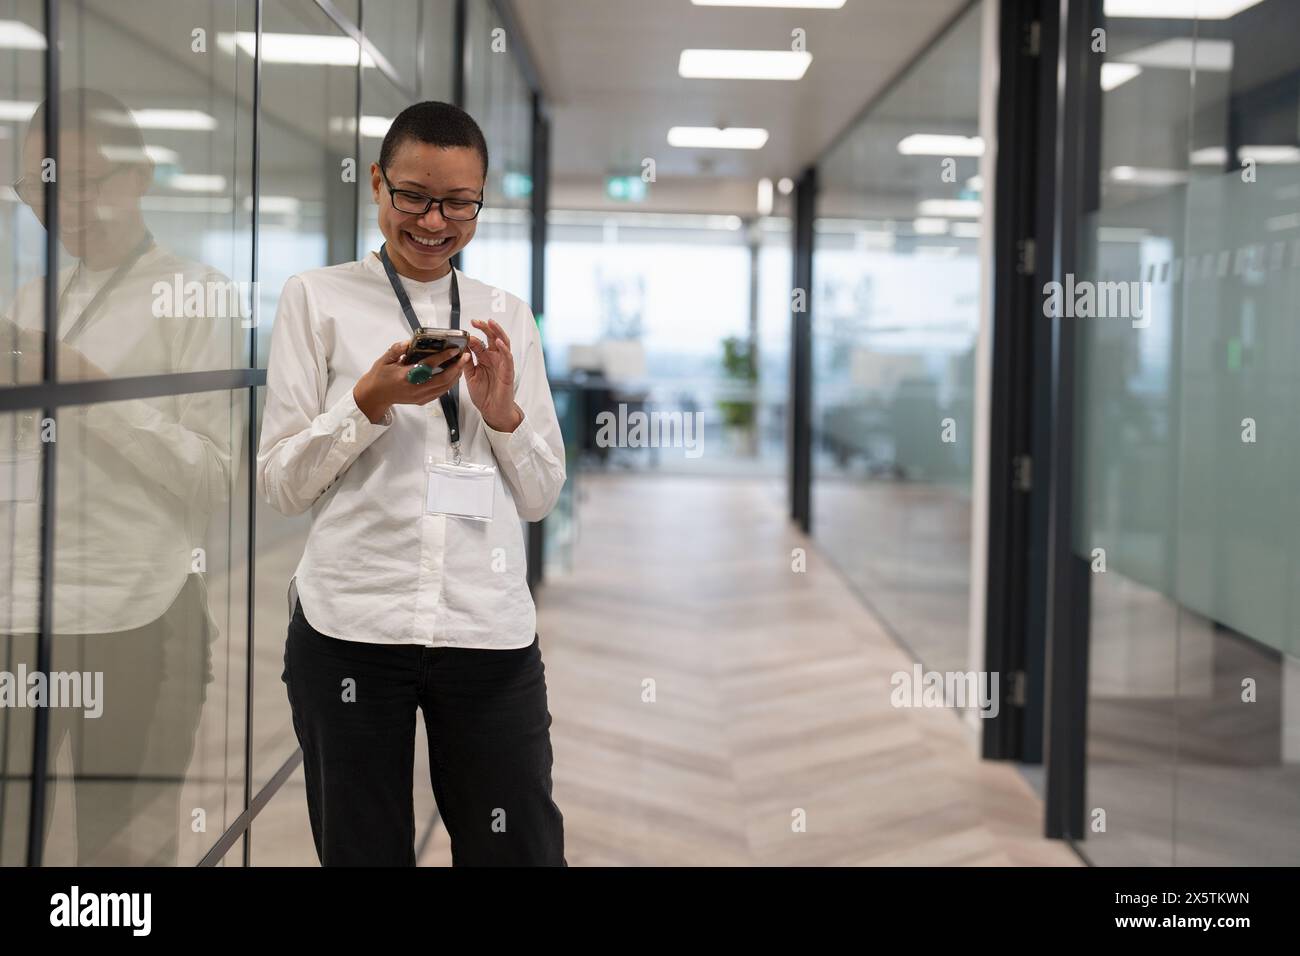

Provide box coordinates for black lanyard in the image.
[378,242,462,446]
[58,231,154,345]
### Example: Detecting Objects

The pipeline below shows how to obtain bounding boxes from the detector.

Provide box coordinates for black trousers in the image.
[283,600,565,866]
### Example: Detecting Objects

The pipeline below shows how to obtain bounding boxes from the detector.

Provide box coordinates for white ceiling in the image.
[3,0,977,219]
[510,0,970,208]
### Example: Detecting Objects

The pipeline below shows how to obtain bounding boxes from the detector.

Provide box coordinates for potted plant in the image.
[718,335,758,457]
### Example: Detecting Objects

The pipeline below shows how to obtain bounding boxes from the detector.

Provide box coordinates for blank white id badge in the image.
[425,457,495,521]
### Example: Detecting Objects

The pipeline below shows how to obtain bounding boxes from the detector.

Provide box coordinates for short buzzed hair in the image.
[378,101,489,177]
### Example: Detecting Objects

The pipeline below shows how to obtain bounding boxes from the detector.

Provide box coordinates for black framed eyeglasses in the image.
[379,167,483,221]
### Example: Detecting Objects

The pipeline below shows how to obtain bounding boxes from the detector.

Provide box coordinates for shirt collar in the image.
[364,248,455,292]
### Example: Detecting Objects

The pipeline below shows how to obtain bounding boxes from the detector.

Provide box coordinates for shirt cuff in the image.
[332,387,391,446]
[482,408,537,464]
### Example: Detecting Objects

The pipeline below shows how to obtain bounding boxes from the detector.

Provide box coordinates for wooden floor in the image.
[419,472,1080,866]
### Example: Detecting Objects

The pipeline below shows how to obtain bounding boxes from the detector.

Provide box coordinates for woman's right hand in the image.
[353,340,469,424]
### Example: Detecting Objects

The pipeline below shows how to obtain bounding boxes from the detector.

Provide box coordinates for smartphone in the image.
[405,327,469,368]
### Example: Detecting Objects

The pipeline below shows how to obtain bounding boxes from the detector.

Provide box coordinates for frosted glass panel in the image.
[1076,0,1300,867]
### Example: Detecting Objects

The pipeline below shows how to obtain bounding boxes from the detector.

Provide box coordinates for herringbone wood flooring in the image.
[418,473,1080,867]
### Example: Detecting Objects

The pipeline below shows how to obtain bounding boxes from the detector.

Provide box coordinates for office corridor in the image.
[9,0,1298,889]
[420,474,1078,866]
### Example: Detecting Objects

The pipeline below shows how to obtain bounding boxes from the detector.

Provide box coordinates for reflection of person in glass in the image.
[258,102,566,866]
[0,89,237,864]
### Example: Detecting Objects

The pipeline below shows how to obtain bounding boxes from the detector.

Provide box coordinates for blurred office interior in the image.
[1,0,1298,866]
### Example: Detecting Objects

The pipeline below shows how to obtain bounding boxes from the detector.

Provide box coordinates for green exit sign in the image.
[606,175,647,202]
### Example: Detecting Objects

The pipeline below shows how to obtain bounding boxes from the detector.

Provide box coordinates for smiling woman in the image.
[0,0,554,873]
[256,100,568,867]
[369,101,489,281]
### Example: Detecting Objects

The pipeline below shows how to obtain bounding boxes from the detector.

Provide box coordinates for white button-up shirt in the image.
[256,251,566,649]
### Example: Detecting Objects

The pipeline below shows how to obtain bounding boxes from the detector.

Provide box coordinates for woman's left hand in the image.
[465,317,523,432]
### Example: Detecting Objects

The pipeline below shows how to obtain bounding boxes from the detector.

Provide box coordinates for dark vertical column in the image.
[242,0,265,870]
[1026,0,1062,776]
[982,0,1041,763]
[789,167,815,532]
[526,92,548,591]
[27,0,59,868]
[1040,0,1101,842]
[453,0,467,107]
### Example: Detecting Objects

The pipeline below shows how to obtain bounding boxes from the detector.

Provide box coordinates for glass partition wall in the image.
[1,0,257,868]
[810,2,985,678]
[1073,0,1300,867]
[0,0,542,867]
[459,0,531,301]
